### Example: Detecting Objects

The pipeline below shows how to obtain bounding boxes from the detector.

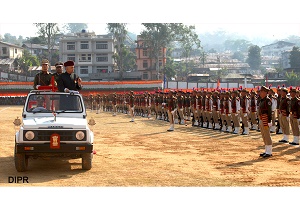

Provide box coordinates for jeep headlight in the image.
[25,131,35,140]
[75,131,85,140]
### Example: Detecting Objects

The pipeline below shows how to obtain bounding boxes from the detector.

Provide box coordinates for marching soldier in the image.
[257,86,273,158]
[191,90,199,126]
[212,91,220,130]
[177,90,185,125]
[276,86,283,134]
[268,88,277,133]
[184,92,191,121]
[289,88,300,145]
[166,91,177,131]
[231,90,241,134]
[278,87,290,143]
[128,91,135,122]
[249,89,258,130]
[205,91,213,129]
[224,91,233,132]
[219,91,227,131]
[240,89,250,135]
[112,93,117,116]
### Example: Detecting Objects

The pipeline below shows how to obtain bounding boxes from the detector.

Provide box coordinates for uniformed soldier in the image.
[289,88,300,145]
[231,90,241,134]
[224,91,233,132]
[33,59,52,90]
[268,88,277,133]
[276,86,283,134]
[184,92,191,121]
[52,61,64,86]
[219,91,227,131]
[257,85,273,158]
[166,91,177,131]
[249,89,258,130]
[112,93,117,116]
[205,91,213,129]
[278,87,290,143]
[177,90,185,125]
[128,91,135,122]
[212,91,220,130]
[240,89,250,135]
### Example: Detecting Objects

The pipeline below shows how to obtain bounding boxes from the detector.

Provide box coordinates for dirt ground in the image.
[1,105,300,187]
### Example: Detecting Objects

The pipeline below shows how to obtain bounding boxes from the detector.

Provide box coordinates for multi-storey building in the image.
[0,41,23,71]
[22,43,59,57]
[261,41,295,57]
[135,35,166,80]
[59,30,116,81]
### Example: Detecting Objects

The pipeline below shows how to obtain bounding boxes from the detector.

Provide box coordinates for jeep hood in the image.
[22,117,88,129]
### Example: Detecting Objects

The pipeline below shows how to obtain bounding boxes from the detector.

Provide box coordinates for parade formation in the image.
[84,85,300,159]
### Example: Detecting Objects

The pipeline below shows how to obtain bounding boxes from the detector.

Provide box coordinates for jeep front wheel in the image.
[82,153,92,170]
[14,146,28,172]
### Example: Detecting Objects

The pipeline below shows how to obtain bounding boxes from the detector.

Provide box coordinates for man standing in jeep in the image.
[57,60,82,93]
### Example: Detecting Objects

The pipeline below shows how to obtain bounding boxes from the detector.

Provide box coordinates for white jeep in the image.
[14,90,94,172]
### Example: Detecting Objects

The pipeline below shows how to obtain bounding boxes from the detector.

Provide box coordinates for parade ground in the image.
[1,105,300,187]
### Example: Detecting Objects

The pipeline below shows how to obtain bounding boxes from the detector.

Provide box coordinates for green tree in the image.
[289,46,300,69]
[35,23,60,63]
[286,70,300,86]
[141,23,201,80]
[107,23,129,80]
[232,51,245,62]
[15,49,39,79]
[63,23,88,33]
[246,45,261,70]
[224,39,252,52]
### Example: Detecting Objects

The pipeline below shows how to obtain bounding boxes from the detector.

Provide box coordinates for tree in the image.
[224,39,252,52]
[285,70,300,86]
[14,49,39,79]
[140,23,201,79]
[232,51,245,62]
[63,23,88,33]
[35,23,60,63]
[107,23,129,80]
[289,46,300,69]
[246,45,261,70]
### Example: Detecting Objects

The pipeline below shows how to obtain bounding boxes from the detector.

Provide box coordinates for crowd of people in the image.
[84,85,300,158]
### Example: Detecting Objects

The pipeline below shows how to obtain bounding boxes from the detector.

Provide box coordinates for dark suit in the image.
[57,72,82,110]
[57,72,82,92]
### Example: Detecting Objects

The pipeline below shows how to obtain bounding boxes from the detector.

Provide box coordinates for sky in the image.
[1,1,300,41]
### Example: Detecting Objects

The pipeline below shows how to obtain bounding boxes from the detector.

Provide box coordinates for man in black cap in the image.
[57,60,82,92]
[258,86,273,158]
[33,59,52,89]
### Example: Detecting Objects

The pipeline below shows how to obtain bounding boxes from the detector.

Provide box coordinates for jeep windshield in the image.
[26,93,83,113]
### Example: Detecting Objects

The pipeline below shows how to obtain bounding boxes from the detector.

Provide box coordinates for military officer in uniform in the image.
[166,91,177,131]
[249,89,258,130]
[257,86,273,158]
[33,59,52,90]
[240,89,250,135]
[52,61,64,86]
[289,88,300,145]
[278,87,290,143]
[231,90,241,134]
[128,91,135,122]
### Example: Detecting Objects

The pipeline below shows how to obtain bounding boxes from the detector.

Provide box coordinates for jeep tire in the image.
[14,146,28,172]
[82,153,92,170]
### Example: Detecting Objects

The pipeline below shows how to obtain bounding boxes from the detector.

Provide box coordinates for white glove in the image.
[228,114,231,117]
[171,111,175,115]
[64,88,70,93]
[268,123,272,127]
[36,85,40,89]
[235,113,239,116]
[244,113,247,117]
[179,108,183,111]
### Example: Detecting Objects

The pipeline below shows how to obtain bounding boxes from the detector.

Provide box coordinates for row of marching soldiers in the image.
[85,86,300,142]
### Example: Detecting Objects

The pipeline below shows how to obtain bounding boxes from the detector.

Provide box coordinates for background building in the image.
[59,30,116,81]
